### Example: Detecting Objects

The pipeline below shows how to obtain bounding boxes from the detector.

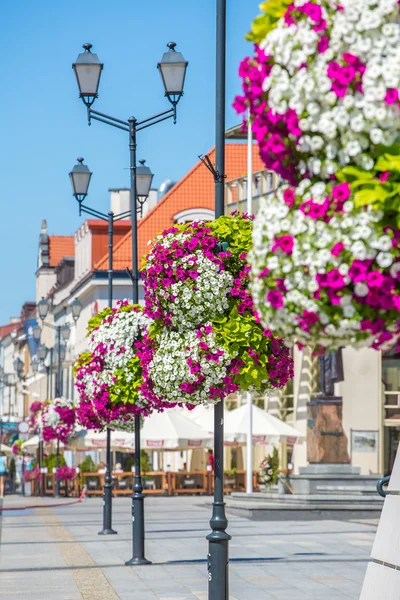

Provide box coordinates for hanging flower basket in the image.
[141,214,294,405]
[250,180,400,351]
[12,440,24,456]
[41,397,76,444]
[235,1,400,350]
[28,400,43,432]
[234,0,400,185]
[74,301,166,431]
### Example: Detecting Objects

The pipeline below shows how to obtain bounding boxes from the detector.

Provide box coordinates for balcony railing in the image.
[224,169,276,216]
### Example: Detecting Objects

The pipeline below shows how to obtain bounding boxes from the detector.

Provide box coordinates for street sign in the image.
[18,421,29,434]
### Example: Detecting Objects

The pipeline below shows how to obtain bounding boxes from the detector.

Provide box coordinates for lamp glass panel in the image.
[160,63,186,94]
[70,171,91,196]
[75,64,102,96]
[137,173,153,198]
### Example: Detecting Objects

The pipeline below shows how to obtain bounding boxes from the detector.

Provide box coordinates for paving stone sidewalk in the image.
[0,495,377,599]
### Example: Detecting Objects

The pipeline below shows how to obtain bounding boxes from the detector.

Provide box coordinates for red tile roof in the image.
[95,144,264,271]
[49,236,75,267]
[0,322,21,340]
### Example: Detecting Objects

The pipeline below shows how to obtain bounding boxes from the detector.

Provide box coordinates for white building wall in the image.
[339,347,381,475]
[74,222,92,282]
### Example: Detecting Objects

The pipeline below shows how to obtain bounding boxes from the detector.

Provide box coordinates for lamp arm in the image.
[136,110,175,132]
[113,210,132,222]
[88,108,130,132]
[136,107,174,127]
[79,204,109,221]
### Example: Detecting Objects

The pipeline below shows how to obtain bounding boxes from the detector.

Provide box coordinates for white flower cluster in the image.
[88,308,150,399]
[260,0,400,178]
[145,231,233,330]
[42,397,74,428]
[149,326,233,405]
[250,185,398,350]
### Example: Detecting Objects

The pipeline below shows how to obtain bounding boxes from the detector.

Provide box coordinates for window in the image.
[173,208,214,224]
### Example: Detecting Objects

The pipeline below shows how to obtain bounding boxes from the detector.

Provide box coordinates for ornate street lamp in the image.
[71,298,82,322]
[72,43,103,107]
[38,298,49,321]
[72,39,188,561]
[157,42,188,107]
[32,324,41,342]
[37,345,48,361]
[136,160,154,199]
[31,358,39,374]
[61,324,71,342]
[69,158,92,205]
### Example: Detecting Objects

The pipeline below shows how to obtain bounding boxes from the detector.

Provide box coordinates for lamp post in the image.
[72,41,187,565]
[35,297,82,496]
[206,0,231,598]
[69,157,152,535]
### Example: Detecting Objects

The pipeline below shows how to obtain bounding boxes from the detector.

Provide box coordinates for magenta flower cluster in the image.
[55,466,76,481]
[41,402,76,445]
[233,47,301,185]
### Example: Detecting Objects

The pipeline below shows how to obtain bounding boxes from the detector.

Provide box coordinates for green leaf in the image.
[354,186,388,207]
[337,166,374,182]
[375,154,400,172]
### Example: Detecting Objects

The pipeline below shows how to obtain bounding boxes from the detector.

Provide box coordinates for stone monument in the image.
[307,349,350,465]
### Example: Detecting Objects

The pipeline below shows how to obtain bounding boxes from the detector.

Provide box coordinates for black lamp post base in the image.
[125,557,152,566]
[98,528,118,535]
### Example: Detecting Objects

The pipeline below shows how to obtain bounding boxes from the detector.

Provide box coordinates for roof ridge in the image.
[94,146,216,271]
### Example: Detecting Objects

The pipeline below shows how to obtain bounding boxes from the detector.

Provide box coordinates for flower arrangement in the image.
[41,398,76,444]
[259,447,280,488]
[235,0,400,185]
[236,0,400,350]
[74,301,166,431]
[141,214,294,405]
[23,467,41,482]
[12,440,24,456]
[55,466,76,481]
[28,400,43,432]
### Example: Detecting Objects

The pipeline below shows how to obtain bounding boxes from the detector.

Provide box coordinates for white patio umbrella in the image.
[141,409,213,450]
[224,404,303,445]
[84,429,134,451]
[21,435,65,451]
[187,405,214,434]
[0,443,12,454]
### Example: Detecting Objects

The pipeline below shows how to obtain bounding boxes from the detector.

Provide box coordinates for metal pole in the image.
[207,0,231,596]
[246,113,254,495]
[55,327,61,497]
[21,453,25,497]
[126,117,151,566]
[99,211,118,535]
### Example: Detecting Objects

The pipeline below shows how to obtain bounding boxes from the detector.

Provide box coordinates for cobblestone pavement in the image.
[0,495,377,599]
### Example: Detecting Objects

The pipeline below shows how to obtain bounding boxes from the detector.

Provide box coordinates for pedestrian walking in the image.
[0,451,8,497]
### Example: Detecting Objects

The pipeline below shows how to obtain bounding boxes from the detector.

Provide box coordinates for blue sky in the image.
[0,0,259,324]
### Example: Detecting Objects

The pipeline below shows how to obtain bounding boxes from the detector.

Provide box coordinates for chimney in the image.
[109,189,131,218]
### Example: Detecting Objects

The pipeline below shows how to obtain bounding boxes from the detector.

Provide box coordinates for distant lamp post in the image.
[69,158,92,213]
[31,358,39,374]
[32,325,42,342]
[38,298,49,321]
[72,40,187,561]
[136,160,154,217]
[37,345,48,362]
[71,298,82,322]
[61,324,71,342]
[72,43,103,107]
[13,358,24,379]
[34,303,80,497]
